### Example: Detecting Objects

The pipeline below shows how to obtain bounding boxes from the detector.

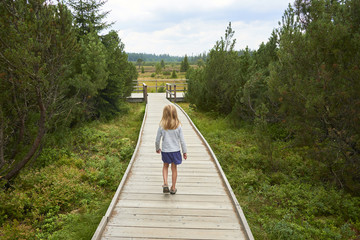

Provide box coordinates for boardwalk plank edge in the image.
[92,103,148,240]
[174,103,255,240]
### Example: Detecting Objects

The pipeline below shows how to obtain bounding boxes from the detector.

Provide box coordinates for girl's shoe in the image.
[170,188,177,194]
[162,184,170,193]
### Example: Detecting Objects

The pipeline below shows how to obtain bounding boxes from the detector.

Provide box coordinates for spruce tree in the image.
[180,55,190,72]
[67,0,112,35]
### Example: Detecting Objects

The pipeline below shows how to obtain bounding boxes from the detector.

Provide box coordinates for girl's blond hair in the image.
[160,105,181,130]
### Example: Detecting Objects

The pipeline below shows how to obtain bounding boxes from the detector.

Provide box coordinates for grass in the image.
[177,103,360,240]
[0,102,145,240]
[134,64,198,93]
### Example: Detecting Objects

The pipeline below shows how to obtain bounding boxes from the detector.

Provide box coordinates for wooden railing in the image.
[166,83,176,102]
[132,79,187,93]
[142,83,147,104]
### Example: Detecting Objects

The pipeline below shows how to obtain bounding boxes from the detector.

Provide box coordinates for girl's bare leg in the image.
[163,163,169,186]
[171,163,177,190]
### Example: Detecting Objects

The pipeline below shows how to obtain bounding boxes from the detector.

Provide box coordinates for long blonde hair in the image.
[160,105,181,130]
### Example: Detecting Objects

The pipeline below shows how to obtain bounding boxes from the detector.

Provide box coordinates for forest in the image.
[186,0,360,196]
[0,0,359,239]
[128,52,207,65]
[0,0,137,181]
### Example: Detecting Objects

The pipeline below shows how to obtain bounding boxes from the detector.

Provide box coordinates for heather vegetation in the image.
[0,0,137,183]
[178,103,359,239]
[1,0,359,239]
[186,0,360,195]
[184,0,360,238]
[0,102,144,239]
[0,0,140,238]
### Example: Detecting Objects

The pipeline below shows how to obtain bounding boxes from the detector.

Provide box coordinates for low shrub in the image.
[0,103,145,239]
[177,103,360,240]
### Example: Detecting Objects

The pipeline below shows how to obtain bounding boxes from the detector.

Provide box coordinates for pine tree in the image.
[67,0,112,35]
[0,0,77,179]
[180,55,190,72]
[94,30,137,118]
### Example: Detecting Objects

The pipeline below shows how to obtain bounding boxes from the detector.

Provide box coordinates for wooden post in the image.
[166,84,168,99]
[155,80,157,93]
[169,85,172,102]
[174,84,177,103]
[143,83,147,104]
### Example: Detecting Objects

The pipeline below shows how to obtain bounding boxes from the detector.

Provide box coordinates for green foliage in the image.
[160,59,165,68]
[155,62,162,75]
[94,31,138,119]
[163,71,171,76]
[67,0,111,36]
[0,0,78,179]
[158,83,166,93]
[69,30,108,99]
[0,0,137,179]
[171,70,177,78]
[0,103,145,239]
[180,54,190,72]
[178,103,360,240]
[186,2,360,194]
[187,23,246,114]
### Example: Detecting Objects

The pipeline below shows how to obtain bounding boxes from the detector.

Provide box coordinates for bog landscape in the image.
[0,0,359,239]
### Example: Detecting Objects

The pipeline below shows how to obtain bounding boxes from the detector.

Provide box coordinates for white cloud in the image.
[101,0,291,55]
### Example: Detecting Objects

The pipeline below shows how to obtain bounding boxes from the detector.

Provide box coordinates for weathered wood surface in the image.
[94,93,253,240]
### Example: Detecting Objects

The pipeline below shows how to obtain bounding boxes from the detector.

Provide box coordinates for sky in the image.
[101,0,292,56]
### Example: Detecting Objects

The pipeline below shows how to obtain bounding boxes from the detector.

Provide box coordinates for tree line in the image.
[186,0,360,194]
[0,0,137,180]
[129,52,207,64]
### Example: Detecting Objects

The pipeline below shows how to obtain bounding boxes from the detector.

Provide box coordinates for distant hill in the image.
[127,52,208,64]
[127,53,183,62]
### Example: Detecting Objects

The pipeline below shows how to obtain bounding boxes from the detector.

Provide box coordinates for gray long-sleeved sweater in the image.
[155,126,187,153]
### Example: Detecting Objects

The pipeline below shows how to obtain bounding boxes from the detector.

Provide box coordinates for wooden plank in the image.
[116,199,233,210]
[131,166,219,173]
[96,94,250,240]
[118,193,230,203]
[127,175,222,183]
[107,215,241,230]
[129,171,219,177]
[113,206,237,218]
[125,181,223,188]
[121,186,227,196]
[103,226,246,240]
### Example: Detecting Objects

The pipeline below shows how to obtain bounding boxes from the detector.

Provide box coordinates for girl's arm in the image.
[179,127,187,155]
[155,127,162,152]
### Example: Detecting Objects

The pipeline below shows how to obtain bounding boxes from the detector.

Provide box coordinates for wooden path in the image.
[92,93,254,240]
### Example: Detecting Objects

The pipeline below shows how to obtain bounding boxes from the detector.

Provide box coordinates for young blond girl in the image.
[155,104,187,194]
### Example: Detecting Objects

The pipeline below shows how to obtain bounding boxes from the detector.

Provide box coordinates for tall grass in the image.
[178,103,360,240]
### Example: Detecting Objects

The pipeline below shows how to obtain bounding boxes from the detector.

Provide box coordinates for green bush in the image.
[158,83,166,93]
[0,103,145,239]
[177,102,360,240]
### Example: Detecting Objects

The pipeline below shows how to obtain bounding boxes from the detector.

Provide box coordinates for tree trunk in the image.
[4,86,46,180]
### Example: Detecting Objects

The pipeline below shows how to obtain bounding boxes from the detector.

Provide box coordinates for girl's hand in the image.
[156,149,161,154]
[183,153,187,160]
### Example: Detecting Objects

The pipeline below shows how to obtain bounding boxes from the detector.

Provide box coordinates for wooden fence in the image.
[133,79,187,93]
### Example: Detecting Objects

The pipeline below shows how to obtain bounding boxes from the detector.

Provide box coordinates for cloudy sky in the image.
[102,0,292,56]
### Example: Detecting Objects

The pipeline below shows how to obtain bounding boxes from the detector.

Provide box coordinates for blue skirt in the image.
[161,151,182,165]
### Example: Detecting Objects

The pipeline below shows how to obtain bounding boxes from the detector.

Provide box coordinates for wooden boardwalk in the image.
[92,93,253,240]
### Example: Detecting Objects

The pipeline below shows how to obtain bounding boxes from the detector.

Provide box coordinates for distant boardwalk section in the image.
[92,93,254,240]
